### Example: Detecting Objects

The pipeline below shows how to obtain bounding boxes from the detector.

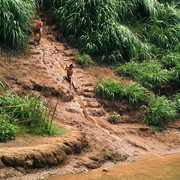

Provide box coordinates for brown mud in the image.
[0,22,179,180]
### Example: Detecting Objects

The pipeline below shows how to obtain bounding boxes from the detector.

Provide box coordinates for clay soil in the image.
[0,22,179,180]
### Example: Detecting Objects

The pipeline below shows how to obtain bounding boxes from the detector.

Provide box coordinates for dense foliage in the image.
[0,0,179,129]
[143,96,178,126]
[116,60,172,89]
[0,0,35,48]
[75,51,94,68]
[0,114,17,141]
[0,91,60,141]
[52,0,152,62]
[0,92,47,126]
[52,0,179,62]
[95,79,150,105]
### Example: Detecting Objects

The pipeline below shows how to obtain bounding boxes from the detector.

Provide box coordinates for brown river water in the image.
[48,153,180,180]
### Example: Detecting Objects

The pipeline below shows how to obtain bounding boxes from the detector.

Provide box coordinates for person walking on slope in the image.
[65,64,74,85]
[65,64,78,92]
[33,19,43,44]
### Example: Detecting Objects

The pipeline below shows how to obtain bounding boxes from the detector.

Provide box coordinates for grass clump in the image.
[143,96,178,126]
[162,52,180,69]
[0,92,48,126]
[0,91,61,141]
[0,0,36,48]
[95,79,150,105]
[53,0,152,63]
[0,114,17,142]
[102,149,120,162]
[75,51,94,68]
[117,60,172,89]
[173,93,180,113]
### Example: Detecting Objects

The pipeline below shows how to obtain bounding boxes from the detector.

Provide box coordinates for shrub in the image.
[123,82,150,105]
[143,96,178,126]
[95,79,124,99]
[53,0,152,63]
[173,93,180,113]
[0,91,58,135]
[75,51,94,68]
[0,0,36,48]
[169,62,180,83]
[95,79,149,105]
[162,52,180,69]
[0,114,17,142]
[0,92,47,126]
[117,60,172,89]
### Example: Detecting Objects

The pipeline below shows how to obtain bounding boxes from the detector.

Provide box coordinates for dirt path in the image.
[0,24,179,179]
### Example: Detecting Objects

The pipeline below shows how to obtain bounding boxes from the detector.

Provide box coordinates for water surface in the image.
[49,153,180,180]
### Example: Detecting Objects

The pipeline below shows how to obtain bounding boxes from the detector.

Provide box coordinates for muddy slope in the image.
[0,23,179,179]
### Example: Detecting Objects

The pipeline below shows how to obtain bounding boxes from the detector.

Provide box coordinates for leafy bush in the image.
[173,93,180,113]
[143,96,178,126]
[0,91,57,135]
[162,52,180,69]
[75,51,94,68]
[53,0,151,63]
[0,92,47,126]
[95,79,150,105]
[170,63,180,83]
[0,114,17,142]
[117,60,172,89]
[0,0,36,48]
[95,79,124,99]
[135,23,180,50]
[123,82,150,105]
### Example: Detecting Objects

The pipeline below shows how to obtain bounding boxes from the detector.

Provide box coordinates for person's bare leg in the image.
[38,33,42,43]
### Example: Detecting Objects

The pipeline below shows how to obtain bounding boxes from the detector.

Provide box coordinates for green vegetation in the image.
[0,114,17,141]
[173,93,180,113]
[75,51,94,68]
[143,96,178,126]
[0,91,61,142]
[0,0,36,48]
[117,60,172,89]
[0,0,179,130]
[52,0,179,62]
[53,0,151,63]
[0,92,49,126]
[95,79,150,105]
[163,52,180,69]
[162,52,180,83]
[108,112,120,124]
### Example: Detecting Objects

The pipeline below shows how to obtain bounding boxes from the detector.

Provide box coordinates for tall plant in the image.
[0,0,36,48]
[117,60,172,89]
[143,96,178,126]
[0,91,48,126]
[95,79,150,105]
[53,0,151,63]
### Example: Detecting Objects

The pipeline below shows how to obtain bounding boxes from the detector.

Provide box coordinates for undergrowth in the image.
[0,90,62,142]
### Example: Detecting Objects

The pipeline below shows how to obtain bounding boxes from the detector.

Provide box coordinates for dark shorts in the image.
[34,28,40,34]
[65,76,71,83]
[34,28,42,34]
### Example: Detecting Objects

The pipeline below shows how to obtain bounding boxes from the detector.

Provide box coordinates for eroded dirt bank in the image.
[0,23,179,179]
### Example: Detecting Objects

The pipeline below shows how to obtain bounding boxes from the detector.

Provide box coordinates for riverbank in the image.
[0,21,179,180]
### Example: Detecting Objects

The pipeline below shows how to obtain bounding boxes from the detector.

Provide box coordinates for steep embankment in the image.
[0,23,179,179]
